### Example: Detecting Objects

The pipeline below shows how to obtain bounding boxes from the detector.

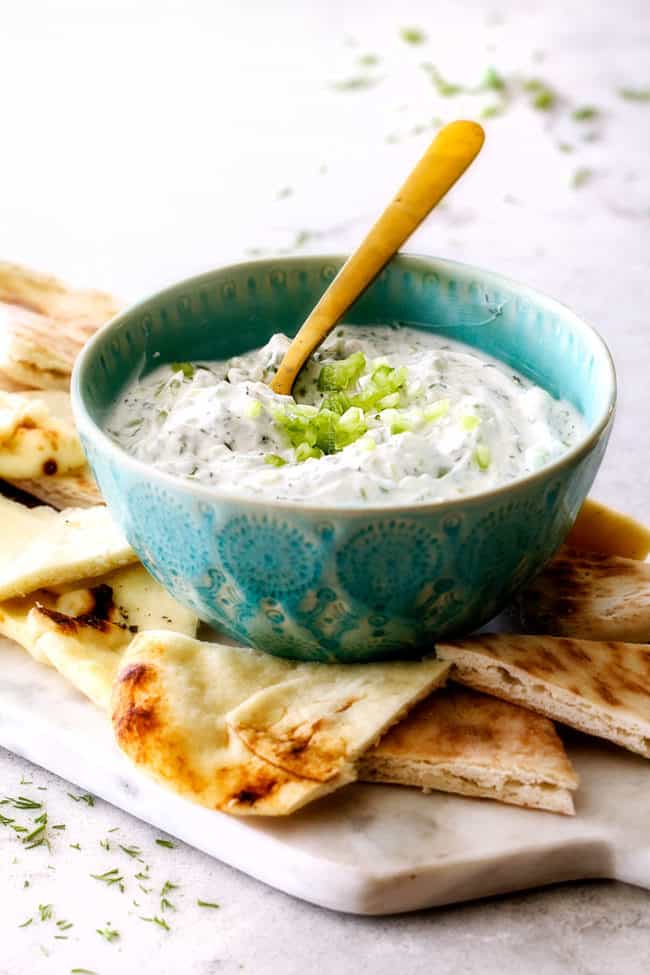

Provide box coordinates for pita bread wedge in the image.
[0,262,120,390]
[228,659,450,784]
[112,632,449,816]
[0,371,32,393]
[0,390,86,479]
[516,547,650,642]
[358,686,578,815]
[0,496,136,600]
[569,499,650,561]
[437,634,650,759]
[9,465,102,509]
[0,564,198,709]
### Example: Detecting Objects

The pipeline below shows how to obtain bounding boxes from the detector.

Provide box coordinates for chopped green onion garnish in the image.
[171,362,195,380]
[295,443,323,463]
[265,454,286,467]
[424,398,450,422]
[320,391,351,415]
[245,399,263,419]
[460,414,480,431]
[358,435,377,451]
[317,351,366,391]
[474,444,491,469]
[377,391,401,410]
[390,417,412,435]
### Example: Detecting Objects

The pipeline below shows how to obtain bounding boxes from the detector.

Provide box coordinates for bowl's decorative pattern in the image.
[74,256,615,662]
[335,521,442,616]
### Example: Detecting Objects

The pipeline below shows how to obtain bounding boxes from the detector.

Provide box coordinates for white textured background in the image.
[1,0,649,972]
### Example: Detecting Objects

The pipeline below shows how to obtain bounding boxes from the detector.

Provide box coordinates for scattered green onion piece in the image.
[399,26,427,44]
[481,66,506,91]
[572,106,598,121]
[265,454,286,467]
[618,87,650,101]
[461,414,480,431]
[572,167,593,189]
[532,88,555,110]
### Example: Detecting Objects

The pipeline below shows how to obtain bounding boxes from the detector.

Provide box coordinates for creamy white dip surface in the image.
[106,325,585,505]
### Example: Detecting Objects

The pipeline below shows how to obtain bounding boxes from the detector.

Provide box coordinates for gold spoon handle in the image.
[270,120,485,396]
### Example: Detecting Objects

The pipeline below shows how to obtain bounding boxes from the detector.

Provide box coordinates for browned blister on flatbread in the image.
[0,262,120,390]
[515,547,650,642]
[437,634,650,759]
[358,685,578,815]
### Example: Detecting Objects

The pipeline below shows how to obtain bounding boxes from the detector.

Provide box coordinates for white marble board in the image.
[2,632,649,916]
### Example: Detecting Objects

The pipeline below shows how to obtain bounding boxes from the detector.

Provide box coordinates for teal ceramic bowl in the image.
[72,255,616,662]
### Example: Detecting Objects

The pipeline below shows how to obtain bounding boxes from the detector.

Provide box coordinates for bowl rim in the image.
[72,253,617,516]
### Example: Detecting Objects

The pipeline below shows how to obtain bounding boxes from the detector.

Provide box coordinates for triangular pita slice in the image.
[516,546,650,642]
[0,564,198,710]
[0,371,32,393]
[0,496,136,599]
[112,632,449,816]
[9,465,102,509]
[568,499,650,561]
[227,659,450,784]
[0,389,86,478]
[358,686,577,815]
[0,262,120,390]
[437,634,650,759]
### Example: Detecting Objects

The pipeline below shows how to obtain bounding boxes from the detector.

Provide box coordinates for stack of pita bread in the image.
[2,483,649,820]
[1,262,649,821]
[0,262,117,507]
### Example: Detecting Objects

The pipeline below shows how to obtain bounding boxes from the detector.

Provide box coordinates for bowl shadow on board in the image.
[72,254,616,663]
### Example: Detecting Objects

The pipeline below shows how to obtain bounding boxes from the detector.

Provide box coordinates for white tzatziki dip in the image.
[106,324,585,505]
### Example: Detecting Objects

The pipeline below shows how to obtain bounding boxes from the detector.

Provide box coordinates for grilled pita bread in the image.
[0,371,32,393]
[9,465,102,509]
[358,686,577,815]
[0,262,120,390]
[516,547,650,642]
[0,496,136,600]
[112,632,449,816]
[0,564,197,709]
[568,499,650,560]
[437,634,650,759]
[0,390,86,479]
[228,661,451,784]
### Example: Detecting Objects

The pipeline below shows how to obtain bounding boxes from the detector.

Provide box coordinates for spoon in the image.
[270,119,485,396]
